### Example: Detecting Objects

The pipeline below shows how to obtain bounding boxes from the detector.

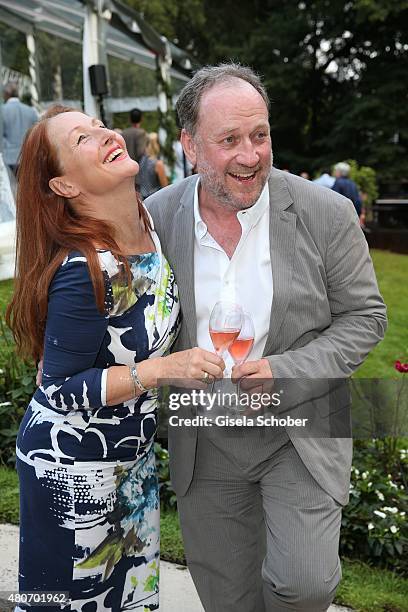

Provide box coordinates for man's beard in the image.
[197,153,273,211]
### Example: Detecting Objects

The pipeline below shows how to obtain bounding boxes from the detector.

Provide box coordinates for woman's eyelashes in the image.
[76,125,107,144]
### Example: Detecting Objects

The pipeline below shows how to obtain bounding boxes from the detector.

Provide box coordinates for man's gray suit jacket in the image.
[145,168,387,506]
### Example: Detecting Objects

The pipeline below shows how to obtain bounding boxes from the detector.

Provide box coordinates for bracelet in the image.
[129,365,148,396]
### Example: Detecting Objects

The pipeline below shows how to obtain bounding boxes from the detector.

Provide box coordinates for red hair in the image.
[6,105,150,361]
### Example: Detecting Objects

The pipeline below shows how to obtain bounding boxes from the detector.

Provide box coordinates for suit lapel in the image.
[263,170,297,356]
[172,180,198,347]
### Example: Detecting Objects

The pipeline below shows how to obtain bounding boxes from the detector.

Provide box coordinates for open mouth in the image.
[228,171,257,183]
[103,147,126,163]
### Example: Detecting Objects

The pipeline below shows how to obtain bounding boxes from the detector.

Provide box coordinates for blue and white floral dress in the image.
[16,227,180,611]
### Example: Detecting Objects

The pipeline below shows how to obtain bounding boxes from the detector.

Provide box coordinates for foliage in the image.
[0,319,36,466]
[123,0,408,182]
[160,509,186,564]
[341,440,407,573]
[154,442,177,510]
[346,159,379,208]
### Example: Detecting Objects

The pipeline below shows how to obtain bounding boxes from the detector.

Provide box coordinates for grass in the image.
[336,559,408,612]
[160,509,186,565]
[0,465,19,524]
[0,278,13,312]
[355,250,408,378]
[1,467,407,611]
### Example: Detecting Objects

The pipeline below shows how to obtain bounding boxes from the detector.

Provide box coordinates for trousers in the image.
[177,427,343,611]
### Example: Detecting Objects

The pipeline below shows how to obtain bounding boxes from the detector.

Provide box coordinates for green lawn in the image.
[1,466,407,612]
[355,250,408,378]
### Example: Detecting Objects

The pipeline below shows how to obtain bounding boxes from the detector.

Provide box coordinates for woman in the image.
[134,130,168,199]
[7,106,223,611]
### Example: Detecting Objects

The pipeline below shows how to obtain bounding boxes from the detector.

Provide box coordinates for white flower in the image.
[374,510,386,519]
[389,526,398,534]
[383,507,398,514]
[367,482,372,487]
[389,481,398,490]
[368,523,374,531]
[0,401,11,407]
[376,491,385,501]
[353,468,360,476]
[400,512,406,517]
[362,471,368,480]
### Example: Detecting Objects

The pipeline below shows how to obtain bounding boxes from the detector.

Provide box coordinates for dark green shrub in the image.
[0,318,36,465]
[341,439,407,573]
[154,441,177,510]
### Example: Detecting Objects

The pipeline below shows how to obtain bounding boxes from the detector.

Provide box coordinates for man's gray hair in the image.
[334,162,351,177]
[176,63,270,135]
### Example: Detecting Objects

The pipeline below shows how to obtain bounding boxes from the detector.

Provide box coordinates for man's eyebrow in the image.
[215,123,270,138]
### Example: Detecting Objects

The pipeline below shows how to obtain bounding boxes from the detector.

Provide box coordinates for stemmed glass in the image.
[209,301,243,391]
[228,312,255,406]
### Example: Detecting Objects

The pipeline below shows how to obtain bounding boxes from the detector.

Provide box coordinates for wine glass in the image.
[228,312,255,407]
[209,301,243,391]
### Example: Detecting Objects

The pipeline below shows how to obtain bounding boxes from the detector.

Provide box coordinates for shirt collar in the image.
[193,176,269,240]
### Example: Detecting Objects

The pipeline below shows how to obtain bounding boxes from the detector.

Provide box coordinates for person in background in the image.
[332,161,362,218]
[7,105,223,612]
[313,168,335,188]
[146,132,169,190]
[172,129,193,183]
[121,108,143,162]
[132,130,168,199]
[1,81,38,175]
[300,171,310,180]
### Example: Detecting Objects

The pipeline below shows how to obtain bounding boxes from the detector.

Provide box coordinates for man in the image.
[313,168,335,188]
[122,108,144,163]
[146,64,386,611]
[332,162,362,217]
[2,82,38,175]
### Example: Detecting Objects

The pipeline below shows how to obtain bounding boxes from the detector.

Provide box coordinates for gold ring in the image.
[201,371,209,384]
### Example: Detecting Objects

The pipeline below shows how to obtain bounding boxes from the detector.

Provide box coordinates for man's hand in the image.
[231,358,274,394]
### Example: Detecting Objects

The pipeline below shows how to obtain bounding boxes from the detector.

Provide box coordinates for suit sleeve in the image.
[40,257,109,411]
[266,200,387,378]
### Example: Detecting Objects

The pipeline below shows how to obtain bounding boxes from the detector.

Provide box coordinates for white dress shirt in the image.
[194,179,273,365]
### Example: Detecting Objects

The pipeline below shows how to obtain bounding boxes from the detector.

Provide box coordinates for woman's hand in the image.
[162,347,225,382]
[137,347,225,389]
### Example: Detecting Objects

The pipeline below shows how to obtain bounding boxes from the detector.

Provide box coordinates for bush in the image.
[154,441,177,510]
[341,439,407,573]
[0,318,36,466]
[347,159,379,208]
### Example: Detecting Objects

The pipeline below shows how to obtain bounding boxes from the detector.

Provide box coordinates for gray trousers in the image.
[177,428,343,611]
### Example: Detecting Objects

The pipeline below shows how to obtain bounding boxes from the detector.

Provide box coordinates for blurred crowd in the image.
[1,85,365,228]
